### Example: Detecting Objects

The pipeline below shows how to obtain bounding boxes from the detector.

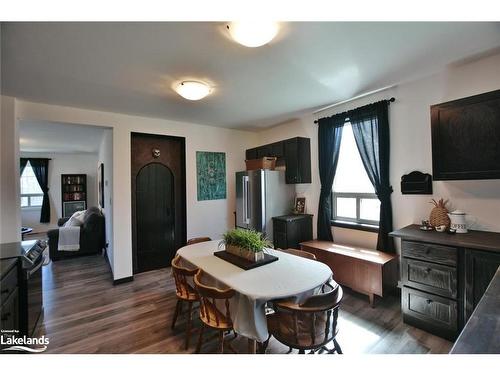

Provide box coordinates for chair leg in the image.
[258,335,270,354]
[298,349,305,354]
[171,300,181,330]
[185,301,193,350]
[219,330,224,354]
[195,324,205,353]
[333,339,343,354]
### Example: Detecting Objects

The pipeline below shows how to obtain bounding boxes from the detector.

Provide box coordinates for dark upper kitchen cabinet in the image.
[246,148,258,160]
[245,137,311,184]
[284,137,311,184]
[257,145,272,158]
[270,142,284,158]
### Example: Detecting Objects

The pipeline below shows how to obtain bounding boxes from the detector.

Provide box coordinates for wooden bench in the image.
[301,240,397,307]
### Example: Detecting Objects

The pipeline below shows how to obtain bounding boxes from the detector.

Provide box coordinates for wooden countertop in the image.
[300,240,396,265]
[450,266,500,354]
[0,258,18,279]
[390,224,500,253]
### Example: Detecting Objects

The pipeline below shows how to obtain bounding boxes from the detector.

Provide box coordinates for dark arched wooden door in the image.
[136,163,175,272]
[131,133,186,274]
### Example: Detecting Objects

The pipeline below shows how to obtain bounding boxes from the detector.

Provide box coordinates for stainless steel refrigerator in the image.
[235,170,295,241]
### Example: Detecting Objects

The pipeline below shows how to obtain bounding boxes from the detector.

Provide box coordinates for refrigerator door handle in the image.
[243,175,250,224]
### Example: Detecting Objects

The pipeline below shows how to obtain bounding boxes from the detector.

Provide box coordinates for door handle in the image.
[243,176,250,225]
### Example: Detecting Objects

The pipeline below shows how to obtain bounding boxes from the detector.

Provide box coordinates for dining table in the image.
[176,240,333,352]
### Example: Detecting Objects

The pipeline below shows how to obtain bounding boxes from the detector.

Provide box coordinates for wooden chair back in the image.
[171,255,198,299]
[270,283,343,349]
[278,248,317,260]
[186,237,212,246]
[194,269,235,329]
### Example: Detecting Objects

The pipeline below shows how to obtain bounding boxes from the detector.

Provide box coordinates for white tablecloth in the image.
[176,240,332,342]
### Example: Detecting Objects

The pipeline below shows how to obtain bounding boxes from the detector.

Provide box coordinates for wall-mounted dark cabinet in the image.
[246,137,311,184]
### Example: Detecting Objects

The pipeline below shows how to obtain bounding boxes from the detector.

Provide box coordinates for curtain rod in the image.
[313,97,395,124]
[21,157,52,160]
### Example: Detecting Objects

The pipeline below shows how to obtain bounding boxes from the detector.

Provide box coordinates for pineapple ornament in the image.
[429,198,451,228]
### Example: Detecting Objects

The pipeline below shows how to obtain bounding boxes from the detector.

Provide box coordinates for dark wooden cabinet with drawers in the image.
[391,225,500,341]
[245,137,311,184]
[400,240,459,340]
[272,214,313,250]
[0,259,20,335]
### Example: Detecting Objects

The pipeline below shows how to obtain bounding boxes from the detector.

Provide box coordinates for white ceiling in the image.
[3,22,500,129]
[19,121,106,153]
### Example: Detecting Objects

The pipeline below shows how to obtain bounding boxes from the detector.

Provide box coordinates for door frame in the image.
[130,132,187,274]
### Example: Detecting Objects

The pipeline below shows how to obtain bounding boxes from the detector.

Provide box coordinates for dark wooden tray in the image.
[214,250,279,270]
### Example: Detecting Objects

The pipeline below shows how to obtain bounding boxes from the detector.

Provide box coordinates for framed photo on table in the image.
[294,197,306,214]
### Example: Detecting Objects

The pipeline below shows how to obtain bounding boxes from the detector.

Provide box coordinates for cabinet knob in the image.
[426,268,432,273]
[425,248,431,255]
[426,299,433,304]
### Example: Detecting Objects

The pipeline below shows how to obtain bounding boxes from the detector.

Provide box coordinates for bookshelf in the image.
[61,174,87,217]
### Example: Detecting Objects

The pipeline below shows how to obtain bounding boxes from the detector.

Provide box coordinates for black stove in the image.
[0,240,46,268]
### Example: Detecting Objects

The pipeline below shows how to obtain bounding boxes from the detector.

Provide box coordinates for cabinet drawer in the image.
[402,287,457,339]
[0,265,18,301]
[0,287,19,332]
[402,258,457,298]
[402,240,457,266]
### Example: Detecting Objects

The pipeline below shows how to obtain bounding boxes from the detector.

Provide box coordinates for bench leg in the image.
[369,294,375,308]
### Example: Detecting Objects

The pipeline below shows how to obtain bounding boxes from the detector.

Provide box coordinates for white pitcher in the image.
[448,210,468,233]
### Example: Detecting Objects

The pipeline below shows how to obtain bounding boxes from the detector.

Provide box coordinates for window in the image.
[20,161,44,208]
[332,122,380,227]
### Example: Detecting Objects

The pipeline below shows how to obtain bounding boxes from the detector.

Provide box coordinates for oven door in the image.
[26,254,43,336]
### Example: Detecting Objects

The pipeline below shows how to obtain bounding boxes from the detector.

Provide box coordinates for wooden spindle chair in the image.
[171,255,200,350]
[193,269,237,354]
[262,282,343,354]
[277,248,317,260]
[186,237,212,246]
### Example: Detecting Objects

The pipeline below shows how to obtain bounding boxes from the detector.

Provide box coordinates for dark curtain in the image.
[20,158,28,176]
[29,158,51,223]
[349,101,395,253]
[317,114,345,241]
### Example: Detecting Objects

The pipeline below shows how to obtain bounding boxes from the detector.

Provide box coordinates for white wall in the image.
[255,52,500,251]
[14,101,258,280]
[98,129,114,270]
[0,96,21,243]
[20,151,99,233]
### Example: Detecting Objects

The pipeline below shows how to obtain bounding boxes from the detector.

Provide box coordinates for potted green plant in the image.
[220,228,271,262]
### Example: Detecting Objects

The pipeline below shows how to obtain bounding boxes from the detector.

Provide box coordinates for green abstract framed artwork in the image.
[196,151,226,201]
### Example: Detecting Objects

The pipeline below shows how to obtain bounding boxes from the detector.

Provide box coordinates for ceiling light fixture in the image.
[227,21,279,48]
[175,81,211,101]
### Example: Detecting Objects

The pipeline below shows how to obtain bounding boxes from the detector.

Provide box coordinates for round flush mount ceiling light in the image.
[227,21,279,47]
[175,81,211,100]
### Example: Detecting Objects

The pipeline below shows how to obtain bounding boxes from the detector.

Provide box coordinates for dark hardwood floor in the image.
[36,254,453,354]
